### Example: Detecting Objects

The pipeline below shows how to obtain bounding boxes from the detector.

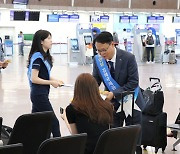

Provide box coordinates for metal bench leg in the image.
[172,138,180,151]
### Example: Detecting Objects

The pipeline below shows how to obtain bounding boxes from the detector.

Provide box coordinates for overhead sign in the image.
[129,16,138,23]
[59,14,69,22]
[156,16,164,23]
[100,15,109,23]
[147,16,156,23]
[90,15,100,23]
[69,14,79,22]
[120,16,129,23]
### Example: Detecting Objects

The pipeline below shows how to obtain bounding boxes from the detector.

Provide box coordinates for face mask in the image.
[148,33,152,36]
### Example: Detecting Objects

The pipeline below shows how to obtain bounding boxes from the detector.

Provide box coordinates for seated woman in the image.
[64,73,113,154]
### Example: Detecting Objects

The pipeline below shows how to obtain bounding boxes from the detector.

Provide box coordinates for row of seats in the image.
[0,112,141,154]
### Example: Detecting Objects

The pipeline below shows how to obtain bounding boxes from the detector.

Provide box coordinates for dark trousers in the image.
[113,109,142,146]
[146,47,154,62]
[19,43,24,56]
[112,105,142,154]
[31,94,61,137]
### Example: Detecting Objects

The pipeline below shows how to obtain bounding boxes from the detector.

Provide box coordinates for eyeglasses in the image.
[96,44,111,53]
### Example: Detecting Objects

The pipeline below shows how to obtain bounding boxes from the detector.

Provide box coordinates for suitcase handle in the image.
[149,77,160,82]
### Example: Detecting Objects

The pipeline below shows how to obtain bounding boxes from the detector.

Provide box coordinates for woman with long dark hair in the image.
[27,30,64,137]
[65,73,113,154]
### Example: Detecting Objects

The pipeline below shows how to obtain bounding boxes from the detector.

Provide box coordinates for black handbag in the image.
[142,78,164,116]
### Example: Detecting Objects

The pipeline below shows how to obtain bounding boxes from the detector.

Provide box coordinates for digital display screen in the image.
[69,14,79,22]
[100,15,109,23]
[70,39,79,50]
[173,16,180,23]
[156,16,164,23]
[29,12,40,21]
[47,14,59,22]
[120,16,129,23]
[13,11,26,21]
[10,10,39,21]
[129,16,138,23]
[12,0,29,5]
[84,36,92,45]
[147,16,156,23]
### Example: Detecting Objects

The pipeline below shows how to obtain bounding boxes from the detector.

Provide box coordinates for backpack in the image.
[146,35,154,45]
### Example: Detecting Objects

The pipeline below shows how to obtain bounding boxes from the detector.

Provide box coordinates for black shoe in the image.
[136,146,142,154]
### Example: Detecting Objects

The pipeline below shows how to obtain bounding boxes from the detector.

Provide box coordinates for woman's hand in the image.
[51,80,60,88]
[58,80,64,87]
[2,61,9,68]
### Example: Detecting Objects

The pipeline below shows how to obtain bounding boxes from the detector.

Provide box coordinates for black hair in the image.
[27,30,53,68]
[95,31,113,44]
[93,29,97,33]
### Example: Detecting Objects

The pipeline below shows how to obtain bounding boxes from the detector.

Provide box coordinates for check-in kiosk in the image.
[4,35,13,56]
[68,38,81,64]
[76,23,93,65]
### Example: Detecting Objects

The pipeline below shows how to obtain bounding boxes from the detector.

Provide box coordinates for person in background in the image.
[93,31,145,154]
[145,30,156,63]
[122,28,128,51]
[113,32,119,47]
[92,29,98,58]
[65,73,113,154]
[18,31,24,56]
[0,37,8,72]
[27,30,64,137]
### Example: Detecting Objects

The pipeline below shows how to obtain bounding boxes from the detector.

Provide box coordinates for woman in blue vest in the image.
[27,30,64,137]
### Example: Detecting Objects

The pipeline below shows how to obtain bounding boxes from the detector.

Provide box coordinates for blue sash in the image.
[27,52,51,87]
[95,54,139,101]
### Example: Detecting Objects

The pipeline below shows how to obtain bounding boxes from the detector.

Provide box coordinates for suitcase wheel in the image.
[143,145,147,150]
[162,147,166,153]
[155,147,159,153]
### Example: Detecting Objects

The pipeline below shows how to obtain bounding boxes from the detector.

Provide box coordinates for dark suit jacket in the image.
[93,48,145,110]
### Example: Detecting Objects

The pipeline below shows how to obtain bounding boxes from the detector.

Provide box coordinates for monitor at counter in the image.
[70,39,79,51]
[84,36,92,45]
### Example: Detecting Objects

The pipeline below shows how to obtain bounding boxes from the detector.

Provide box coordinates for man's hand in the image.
[105,92,114,101]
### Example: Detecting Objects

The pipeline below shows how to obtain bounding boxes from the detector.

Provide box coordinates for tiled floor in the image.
[0,52,179,153]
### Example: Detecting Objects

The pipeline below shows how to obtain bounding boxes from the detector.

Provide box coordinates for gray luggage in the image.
[169,51,176,64]
[162,51,169,64]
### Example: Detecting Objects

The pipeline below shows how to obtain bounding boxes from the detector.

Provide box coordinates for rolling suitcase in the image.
[162,51,169,64]
[141,112,167,153]
[169,50,176,64]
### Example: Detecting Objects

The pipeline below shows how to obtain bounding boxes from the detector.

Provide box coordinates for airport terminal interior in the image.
[0,0,180,153]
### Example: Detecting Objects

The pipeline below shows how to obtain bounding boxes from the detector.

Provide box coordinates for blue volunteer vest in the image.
[27,52,51,87]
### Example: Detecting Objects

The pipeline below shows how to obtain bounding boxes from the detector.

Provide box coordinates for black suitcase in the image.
[141,112,167,153]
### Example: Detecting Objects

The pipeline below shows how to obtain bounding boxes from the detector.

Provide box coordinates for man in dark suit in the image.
[93,31,145,154]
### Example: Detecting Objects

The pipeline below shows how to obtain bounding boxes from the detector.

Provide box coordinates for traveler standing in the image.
[145,30,156,63]
[18,31,24,56]
[27,30,64,137]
